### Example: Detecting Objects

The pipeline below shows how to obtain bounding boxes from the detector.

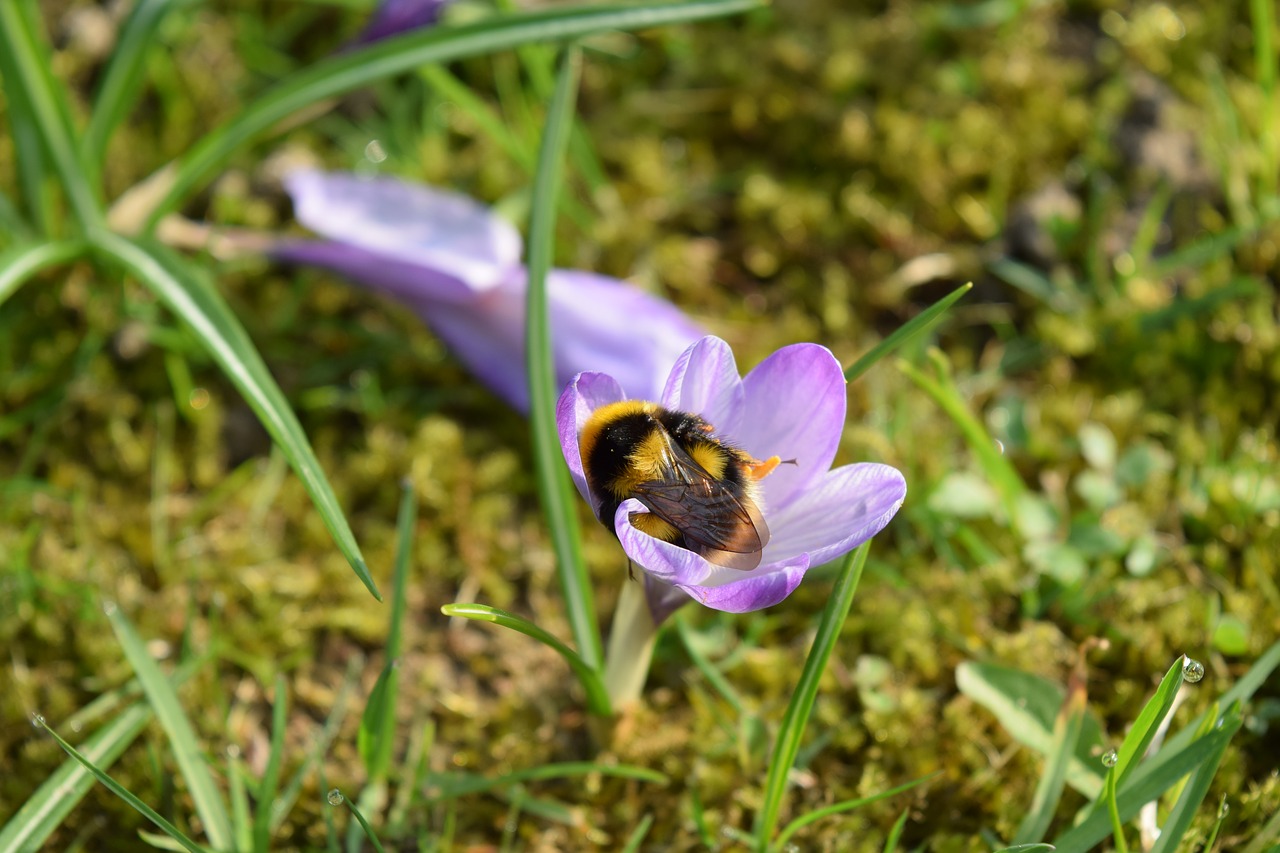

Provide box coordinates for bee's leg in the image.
[627,557,636,581]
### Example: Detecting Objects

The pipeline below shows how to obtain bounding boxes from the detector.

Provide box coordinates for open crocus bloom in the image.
[557,336,907,623]
[276,169,704,412]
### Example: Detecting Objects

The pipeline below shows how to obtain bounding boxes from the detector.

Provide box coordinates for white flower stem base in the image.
[602,578,658,711]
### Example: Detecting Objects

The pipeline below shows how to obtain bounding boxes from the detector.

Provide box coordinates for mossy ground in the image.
[2,0,1279,850]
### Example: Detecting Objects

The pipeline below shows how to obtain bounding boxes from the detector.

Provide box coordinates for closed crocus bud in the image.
[275,169,704,412]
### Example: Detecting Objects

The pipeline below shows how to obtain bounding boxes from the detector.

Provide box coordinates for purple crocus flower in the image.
[557,336,907,623]
[352,0,451,45]
[276,170,705,412]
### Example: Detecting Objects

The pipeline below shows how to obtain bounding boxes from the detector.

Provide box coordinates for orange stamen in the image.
[747,454,784,480]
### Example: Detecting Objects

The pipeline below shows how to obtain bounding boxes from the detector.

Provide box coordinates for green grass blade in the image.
[882,806,910,852]
[0,187,33,243]
[753,541,870,849]
[676,615,745,715]
[34,720,209,853]
[272,658,362,833]
[1050,710,1243,853]
[140,0,762,231]
[0,2,102,230]
[358,480,415,782]
[994,846,1056,853]
[228,755,253,853]
[442,603,611,715]
[773,773,932,851]
[955,662,1105,798]
[0,704,151,853]
[1241,801,1280,853]
[1148,706,1236,853]
[430,761,667,799]
[342,796,386,853]
[844,282,971,382]
[88,231,379,599]
[1160,639,1280,757]
[0,79,49,233]
[621,814,655,853]
[1251,0,1277,199]
[103,602,234,850]
[81,0,182,184]
[0,239,87,310]
[523,46,604,672]
[1109,657,1186,788]
[252,674,288,853]
[1012,670,1088,843]
[899,353,1026,519]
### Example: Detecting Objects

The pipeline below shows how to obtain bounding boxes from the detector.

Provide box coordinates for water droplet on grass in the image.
[1101,748,1118,768]
[1182,657,1204,683]
[1217,797,1229,819]
[327,789,345,806]
[29,712,46,728]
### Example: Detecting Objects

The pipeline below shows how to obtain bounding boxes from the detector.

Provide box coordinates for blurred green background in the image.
[2,0,1278,849]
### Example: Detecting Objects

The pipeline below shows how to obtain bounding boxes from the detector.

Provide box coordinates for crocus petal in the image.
[283,169,521,297]
[546,269,704,405]
[614,498,809,593]
[763,462,907,565]
[557,372,627,506]
[353,0,451,44]
[735,343,847,512]
[661,336,744,435]
[674,558,811,613]
[614,499,716,586]
[273,239,476,306]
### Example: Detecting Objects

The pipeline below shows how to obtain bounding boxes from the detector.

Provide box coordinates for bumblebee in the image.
[578,401,785,570]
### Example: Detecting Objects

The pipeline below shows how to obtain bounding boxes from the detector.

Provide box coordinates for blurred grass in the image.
[3,0,1279,849]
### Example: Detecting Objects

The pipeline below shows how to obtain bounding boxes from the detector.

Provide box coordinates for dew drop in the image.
[1182,657,1204,683]
[1101,748,1118,768]
[1217,797,1229,819]
[327,789,345,806]
[102,600,118,615]
[364,139,387,163]
[993,439,1005,455]
[29,712,46,729]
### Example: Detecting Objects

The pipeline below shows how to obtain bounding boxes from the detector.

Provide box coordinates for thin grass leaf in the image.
[1251,0,1277,198]
[1012,669,1088,844]
[1241,799,1280,853]
[81,0,184,185]
[773,774,932,851]
[956,662,1106,798]
[272,657,362,833]
[619,813,655,853]
[1139,277,1262,334]
[989,258,1079,312]
[882,806,910,852]
[0,704,150,853]
[523,45,605,672]
[993,846,1057,853]
[227,755,253,853]
[0,186,33,242]
[429,761,667,799]
[441,603,611,714]
[844,282,972,382]
[0,63,50,234]
[1160,639,1280,758]
[899,354,1026,519]
[753,541,870,849]
[1050,709,1243,853]
[103,602,234,850]
[359,482,415,781]
[252,674,288,853]
[676,615,745,715]
[35,720,208,853]
[1103,760,1128,853]
[139,0,763,230]
[1148,704,1233,853]
[0,2,102,229]
[343,797,386,853]
[0,239,87,309]
[88,232,379,599]
[1109,657,1186,788]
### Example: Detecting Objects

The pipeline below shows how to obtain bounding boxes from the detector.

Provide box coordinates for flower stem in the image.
[602,579,658,710]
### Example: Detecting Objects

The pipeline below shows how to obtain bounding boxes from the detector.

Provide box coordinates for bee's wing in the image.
[632,445,770,571]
